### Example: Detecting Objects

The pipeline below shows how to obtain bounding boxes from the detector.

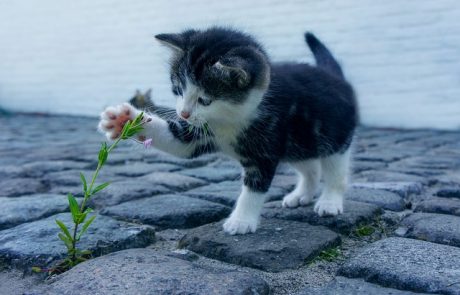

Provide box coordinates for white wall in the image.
[0,0,459,129]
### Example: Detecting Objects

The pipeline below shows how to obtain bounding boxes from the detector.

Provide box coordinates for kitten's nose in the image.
[180,111,191,119]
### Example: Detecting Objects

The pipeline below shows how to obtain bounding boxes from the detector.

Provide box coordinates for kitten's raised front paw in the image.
[98,103,137,140]
[314,197,343,217]
[282,192,313,208]
[223,216,258,235]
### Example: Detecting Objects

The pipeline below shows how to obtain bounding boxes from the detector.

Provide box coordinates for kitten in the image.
[99,27,358,235]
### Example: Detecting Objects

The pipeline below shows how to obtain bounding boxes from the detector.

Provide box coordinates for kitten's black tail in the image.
[305,32,344,79]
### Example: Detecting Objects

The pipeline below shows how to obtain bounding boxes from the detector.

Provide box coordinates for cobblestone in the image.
[0,114,459,294]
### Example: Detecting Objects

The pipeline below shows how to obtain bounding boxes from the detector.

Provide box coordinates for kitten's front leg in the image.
[223,165,276,235]
[98,103,211,158]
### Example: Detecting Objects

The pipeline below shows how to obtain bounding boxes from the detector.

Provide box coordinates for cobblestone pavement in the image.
[1,114,460,295]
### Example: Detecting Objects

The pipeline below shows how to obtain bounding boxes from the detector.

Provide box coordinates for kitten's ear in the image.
[135,89,141,96]
[213,59,251,89]
[144,89,152,98]
[155,33,184,52]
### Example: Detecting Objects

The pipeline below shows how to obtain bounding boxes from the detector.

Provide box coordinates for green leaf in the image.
[55,219,72,241]
[98,142,108,165]
[79,172,87,194]
[31,267,42,273]
[126,126,144,137]
[58,233,73,250]
[67,193,80,223]
[77,215,96,240]
[92,182,110,195]
[77,211,87,224]
[121,120,132,139]
[132,112,144,126]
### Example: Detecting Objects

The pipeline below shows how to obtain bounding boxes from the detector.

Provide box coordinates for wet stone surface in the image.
[0,213,155,270]
[101,194,231,229]
[45,249,270,295]
[339,237,460,295]
[262,200,381,234]
[179,219,341,272]
[1,115,460,294]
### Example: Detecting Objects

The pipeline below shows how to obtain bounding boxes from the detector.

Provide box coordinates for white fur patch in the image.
[223,186,266,235]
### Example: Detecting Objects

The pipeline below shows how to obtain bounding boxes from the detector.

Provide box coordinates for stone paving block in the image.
[101,194,231,229]
[185,180,287,207]
[0,165,25,179]
[355,171,428,184]
[262,200,381,234]
[179,165,241,182]
[339,237,460,295]
[345,187,406,211]
[140,171,207,191]
[352,182,423,198]
[145,151,219,168]
[0,213,155,270]
[0,194,70,230]
[179,219,341,272]
[414,197,460,216]
[352,160,387,174]
[89,180,171,208]
[45,169,121,186]
[436,187,460,199]
[21,160,89,178]
[47,249,269,295]
[397,213,460,247]
[0,178,46,197]
[296,276,428,295]
[109,162,181,177]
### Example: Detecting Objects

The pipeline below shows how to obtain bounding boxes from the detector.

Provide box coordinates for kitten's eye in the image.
[172,86,183,97]
[197,97,211,106]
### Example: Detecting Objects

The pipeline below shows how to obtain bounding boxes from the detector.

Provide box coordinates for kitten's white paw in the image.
[223,216,258,235]
[314,197,343,216]
[282,192,301,208]
[299,196,314,206]
[98,103,137,140]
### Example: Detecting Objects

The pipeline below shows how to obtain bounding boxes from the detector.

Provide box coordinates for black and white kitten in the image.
[98,27,358,235]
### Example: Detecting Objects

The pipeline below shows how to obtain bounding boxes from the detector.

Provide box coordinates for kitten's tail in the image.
[305,32,344,79]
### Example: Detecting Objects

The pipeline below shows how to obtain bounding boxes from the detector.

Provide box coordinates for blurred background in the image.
[0,0,459,129]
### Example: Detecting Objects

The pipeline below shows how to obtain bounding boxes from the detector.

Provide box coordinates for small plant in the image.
[354,224,376,237]
[33,112,147,275]
[317,246,342,262]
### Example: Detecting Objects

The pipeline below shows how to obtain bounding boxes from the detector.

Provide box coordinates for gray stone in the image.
[46,169,121,186]
[47,249,269,295]
[0,194,70,230]
[262,200,381,234]
[21,160,89,178]
[437,187,460,199]
[89,180,170,208]
[145,151,219,168]
[0,178,46,197]
[101,194,231,229]
[179,165,241,182]
[339,237,460,294]
[397,213,460,247]
[415,197,460,216]
[109,162,181,177]
[179,219,341,272]
[355,171,427,184]
[352,160,387,174]
[345,187,406,211]
[271,174,297,192]
[352,182,423,198]
[0,213,155,270]
[140,171,207,191]
[296,277,427,295]
[185,180,287,207]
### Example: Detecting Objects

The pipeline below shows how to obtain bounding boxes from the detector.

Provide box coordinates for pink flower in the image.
[143,138,153,149]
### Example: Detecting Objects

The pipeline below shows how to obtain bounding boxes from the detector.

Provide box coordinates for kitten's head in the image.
[155,27,270,126]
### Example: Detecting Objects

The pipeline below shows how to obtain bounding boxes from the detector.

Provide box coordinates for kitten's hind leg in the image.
[314,149,351,216]
[282,160,321,208]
